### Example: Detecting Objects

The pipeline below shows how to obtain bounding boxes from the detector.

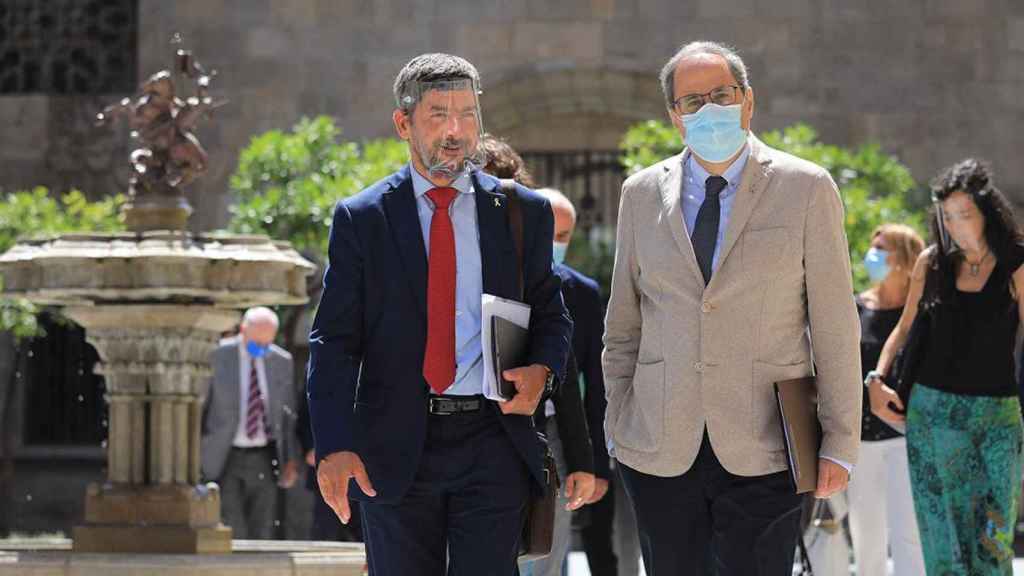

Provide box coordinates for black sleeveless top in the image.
[916,245,1024,397]
[857,297,904,441]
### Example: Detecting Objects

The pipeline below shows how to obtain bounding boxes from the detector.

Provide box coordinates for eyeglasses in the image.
[672,85,743,115]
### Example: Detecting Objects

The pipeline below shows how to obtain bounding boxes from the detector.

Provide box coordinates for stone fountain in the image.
[0,41,365,574]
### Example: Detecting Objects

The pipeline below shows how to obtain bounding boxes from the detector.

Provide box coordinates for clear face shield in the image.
[932,194,953,254]
[399,78,485,181]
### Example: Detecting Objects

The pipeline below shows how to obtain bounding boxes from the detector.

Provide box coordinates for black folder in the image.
[773,377,821,494]
[491,315,529,400]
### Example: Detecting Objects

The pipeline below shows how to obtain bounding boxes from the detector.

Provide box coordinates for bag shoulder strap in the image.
[500,178,525,300]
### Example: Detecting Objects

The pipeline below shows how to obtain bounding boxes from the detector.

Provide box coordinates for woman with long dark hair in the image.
[866,158,1024,575]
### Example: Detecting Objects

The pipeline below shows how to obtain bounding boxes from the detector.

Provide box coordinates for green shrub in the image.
[0,188,124,338]
[228,116,407,256]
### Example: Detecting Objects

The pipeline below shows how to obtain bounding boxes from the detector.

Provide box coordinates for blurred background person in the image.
[201,306,301,539]
[848,224,926,576]
[481,134,598,576]
[482,132,641,576]
[867,159,1024,575]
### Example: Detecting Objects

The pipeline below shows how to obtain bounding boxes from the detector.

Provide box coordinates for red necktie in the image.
[423,187,458,394]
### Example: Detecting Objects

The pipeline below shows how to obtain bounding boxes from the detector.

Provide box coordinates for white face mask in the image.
[863,247,890,283]
[681,103,747,163]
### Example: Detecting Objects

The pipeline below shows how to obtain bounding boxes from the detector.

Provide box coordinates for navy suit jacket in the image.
[555,264,611,480]
[307,165,573,503]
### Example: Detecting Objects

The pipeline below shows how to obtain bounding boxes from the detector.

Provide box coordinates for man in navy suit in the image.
[307,53,573,576]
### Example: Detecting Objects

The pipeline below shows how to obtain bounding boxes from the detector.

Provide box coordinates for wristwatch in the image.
[542,366,555,398]
[863,370,884,388]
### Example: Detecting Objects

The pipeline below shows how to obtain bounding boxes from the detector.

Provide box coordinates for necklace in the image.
[965,249,990,276]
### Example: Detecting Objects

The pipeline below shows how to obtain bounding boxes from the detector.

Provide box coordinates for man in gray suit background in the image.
[603,41,861,575]
[201,307,301,539]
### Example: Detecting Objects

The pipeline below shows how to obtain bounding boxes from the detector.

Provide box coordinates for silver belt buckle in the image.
[429,396,454,415]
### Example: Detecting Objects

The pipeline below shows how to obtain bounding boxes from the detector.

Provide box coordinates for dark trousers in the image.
[219,446,278,539]
[580,475,619,576]
[360,403,531,576]
[618,433,803,576]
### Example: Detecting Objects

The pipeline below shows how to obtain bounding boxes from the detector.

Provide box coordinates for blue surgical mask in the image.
[681,103,748,164]
[246,340,269,358]
[552,242,569,266]
[863,248,890,283]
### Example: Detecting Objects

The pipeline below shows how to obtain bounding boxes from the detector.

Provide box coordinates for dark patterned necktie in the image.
[691,176,728,285]
[245,357,266,439]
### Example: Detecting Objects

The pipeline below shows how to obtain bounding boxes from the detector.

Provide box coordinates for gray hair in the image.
[659,41,750,108]
[242,306,279,328]
[393,53,481,112]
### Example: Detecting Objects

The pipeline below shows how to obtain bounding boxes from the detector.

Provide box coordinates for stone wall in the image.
[1,0,1022,226]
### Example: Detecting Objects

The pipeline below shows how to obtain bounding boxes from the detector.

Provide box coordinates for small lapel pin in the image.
[494,197,502,207]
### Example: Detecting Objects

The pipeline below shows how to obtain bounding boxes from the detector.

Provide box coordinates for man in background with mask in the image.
[308,53,572,575]
[602,41,861,575]
[201,306,301,538]
[536,187,617,576]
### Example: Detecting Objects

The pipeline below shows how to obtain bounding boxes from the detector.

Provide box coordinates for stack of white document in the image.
[481,293,531,402]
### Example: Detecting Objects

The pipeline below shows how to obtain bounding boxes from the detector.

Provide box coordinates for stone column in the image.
[66,304,239,554]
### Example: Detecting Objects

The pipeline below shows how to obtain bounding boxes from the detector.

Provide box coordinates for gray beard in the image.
[413,138,475,181]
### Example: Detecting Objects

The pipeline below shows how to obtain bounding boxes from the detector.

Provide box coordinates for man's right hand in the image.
[317,451,376,524]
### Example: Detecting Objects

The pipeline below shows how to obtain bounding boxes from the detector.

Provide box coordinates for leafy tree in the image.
[618,121,927,290]
[228,116,407,257]
[227,116,407,351]
[0,188,124,338]
[619,120,681,178]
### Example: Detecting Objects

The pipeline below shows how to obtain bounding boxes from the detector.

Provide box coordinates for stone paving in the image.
[563,552,1024,575]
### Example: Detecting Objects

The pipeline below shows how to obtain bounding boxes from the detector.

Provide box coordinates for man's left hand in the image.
[499,364,549,415]
[814,458,849,499]
[586,477,610,504]
[564,472,596,511]
[279,459,300,489]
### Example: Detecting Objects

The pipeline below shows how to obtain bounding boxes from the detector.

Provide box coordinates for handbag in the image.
[886,262,938,410]
[518,444,560,560]
[888,305,930,409]
[499,178,560,559]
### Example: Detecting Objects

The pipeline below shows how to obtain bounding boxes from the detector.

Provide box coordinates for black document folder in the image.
[773,377,821,494]
[491,315,529,400]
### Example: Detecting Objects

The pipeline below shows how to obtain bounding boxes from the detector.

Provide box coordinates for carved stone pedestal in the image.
[123,195,193,233]
[65,304,239,554]
[74,484,231,553]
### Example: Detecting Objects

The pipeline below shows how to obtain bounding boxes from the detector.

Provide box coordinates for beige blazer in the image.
[602,135,861,478]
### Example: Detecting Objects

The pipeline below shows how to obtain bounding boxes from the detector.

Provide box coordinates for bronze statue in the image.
[97,39,223,204]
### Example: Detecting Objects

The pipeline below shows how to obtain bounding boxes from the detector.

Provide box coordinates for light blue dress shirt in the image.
[411,165,484,397]
[680,144,750,270]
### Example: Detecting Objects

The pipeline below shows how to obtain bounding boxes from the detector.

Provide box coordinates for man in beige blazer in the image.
[602,41,861,576]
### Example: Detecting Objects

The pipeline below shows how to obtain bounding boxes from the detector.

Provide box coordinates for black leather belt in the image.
[428,395,483,415]
[232,444,272,452]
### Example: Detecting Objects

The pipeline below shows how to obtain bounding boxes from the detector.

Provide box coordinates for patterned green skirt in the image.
[906,384,1023,576]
